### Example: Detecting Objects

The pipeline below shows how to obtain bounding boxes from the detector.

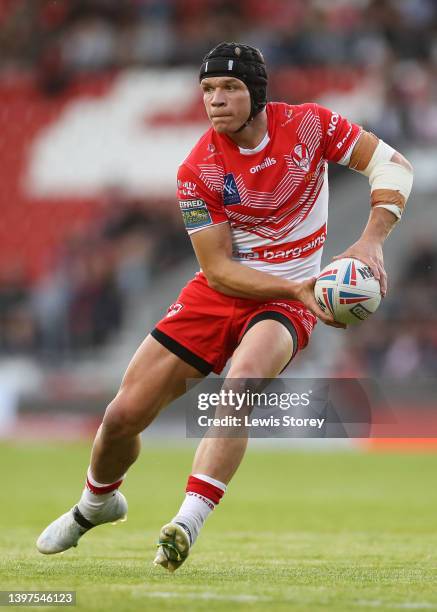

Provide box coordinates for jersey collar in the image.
[238,131,270,155]
[218,103,273,155]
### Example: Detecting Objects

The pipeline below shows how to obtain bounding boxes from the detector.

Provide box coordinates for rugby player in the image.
[37,43,413,571]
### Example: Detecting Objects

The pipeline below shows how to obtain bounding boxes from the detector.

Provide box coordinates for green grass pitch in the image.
[1,443,437,611]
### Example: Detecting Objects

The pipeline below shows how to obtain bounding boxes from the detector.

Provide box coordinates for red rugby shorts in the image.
[151,272,316,375]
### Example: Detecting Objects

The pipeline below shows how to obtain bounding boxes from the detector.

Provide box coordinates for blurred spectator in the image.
[62,17,117,72]
[67,241,122,351]
[24,188,190,363]
[334,241,437,379]
[402,239,437,284]
[0,0,436,147]
[0,262,36,354]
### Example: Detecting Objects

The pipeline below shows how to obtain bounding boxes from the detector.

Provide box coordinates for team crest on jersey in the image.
[166,302,184,317]
[292,143,311,172]
[223,173,241,205]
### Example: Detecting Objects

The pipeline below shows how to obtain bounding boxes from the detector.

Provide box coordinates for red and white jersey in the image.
[177,102,361,280]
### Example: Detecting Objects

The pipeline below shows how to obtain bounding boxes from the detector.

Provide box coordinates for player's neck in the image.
[227,110,268,150]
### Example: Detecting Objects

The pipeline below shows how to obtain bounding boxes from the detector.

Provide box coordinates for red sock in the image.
[172,474,226,545]
[185,475,226,505]
[86,468,124,495]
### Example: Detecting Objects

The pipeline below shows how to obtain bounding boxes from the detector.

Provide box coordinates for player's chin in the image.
[211,117,237,133]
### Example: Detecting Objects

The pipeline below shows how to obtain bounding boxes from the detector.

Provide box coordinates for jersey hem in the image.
[187,220,229,235]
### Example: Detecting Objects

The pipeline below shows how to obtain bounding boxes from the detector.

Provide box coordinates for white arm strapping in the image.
[373,203,402,220]
[357,139,414,202]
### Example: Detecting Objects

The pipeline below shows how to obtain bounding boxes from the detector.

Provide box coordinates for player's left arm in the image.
[334,131,414,296]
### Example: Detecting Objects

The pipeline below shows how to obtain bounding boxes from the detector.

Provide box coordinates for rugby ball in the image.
[314,258,381,325]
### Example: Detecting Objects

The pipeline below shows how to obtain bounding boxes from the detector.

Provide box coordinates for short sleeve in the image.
[177,164,228,234]
[316,104,362,165]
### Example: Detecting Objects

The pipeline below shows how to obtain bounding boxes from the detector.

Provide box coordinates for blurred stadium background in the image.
[0,0,436,443]
[2,2,437,610]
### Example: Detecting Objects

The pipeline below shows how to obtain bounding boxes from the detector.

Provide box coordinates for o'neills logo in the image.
[233,224,326,264]
[250,157,276,174]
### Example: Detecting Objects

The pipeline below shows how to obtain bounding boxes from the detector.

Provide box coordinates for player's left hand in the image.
[332,239,387,297]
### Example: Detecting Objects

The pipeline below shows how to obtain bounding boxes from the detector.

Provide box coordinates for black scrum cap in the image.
[199,42,268,122]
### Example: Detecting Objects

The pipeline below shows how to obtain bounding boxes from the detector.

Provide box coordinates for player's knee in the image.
[223,369,265,403]
[102,392,148,439]
[227,361,265,384]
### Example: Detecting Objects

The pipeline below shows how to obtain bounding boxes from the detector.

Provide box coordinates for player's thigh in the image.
[111,334,204,425]
[211,320,293,425]
[229,319,294,379]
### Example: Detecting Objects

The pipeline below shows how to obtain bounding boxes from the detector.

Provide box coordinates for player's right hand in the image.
[294,277,347,329]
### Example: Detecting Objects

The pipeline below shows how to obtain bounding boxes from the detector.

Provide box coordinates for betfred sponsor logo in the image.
[233,224,326,264]
[179,198,212,229]
[250,157,277,174]
[179,199,205,209]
